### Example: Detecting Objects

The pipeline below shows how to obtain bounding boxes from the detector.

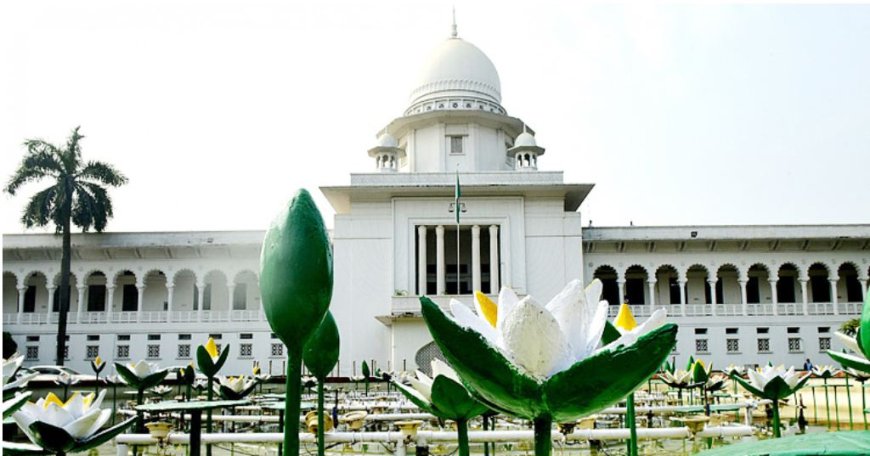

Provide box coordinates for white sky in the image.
[2,1,869,234]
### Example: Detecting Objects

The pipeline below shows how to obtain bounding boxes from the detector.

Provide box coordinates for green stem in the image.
[812,386,818,423]
[533,416,552,456]
[316,380,325,456]
[111,383,117,426]
[285,350,303,456]
[845,377,854,430]
[207,377,214,456]
[771,399,781,438]
[824,378,831,429]
[626,394,638,456]
[136,387,145,433]
[483,415,490,456]
[457,419,469,456]
[862,381,868,430]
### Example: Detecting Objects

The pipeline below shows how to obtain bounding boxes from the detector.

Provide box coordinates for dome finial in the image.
[451,6,458,38]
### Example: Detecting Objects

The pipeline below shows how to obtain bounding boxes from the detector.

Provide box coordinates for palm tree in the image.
[5,126,127,366]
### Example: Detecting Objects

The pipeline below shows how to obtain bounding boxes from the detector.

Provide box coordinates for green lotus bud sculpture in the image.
[361,360,371,396]
[260,189,333,456]
[732,365,810,437]
[394,359,488,456]
[215,376,259,400]
[421,279,677,456]
[196,336,230,456]
[303,311,340,456]
[115,361,169,432]
[828,293,870,374]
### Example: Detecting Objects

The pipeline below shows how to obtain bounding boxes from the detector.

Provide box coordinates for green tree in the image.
[5,127,127,366]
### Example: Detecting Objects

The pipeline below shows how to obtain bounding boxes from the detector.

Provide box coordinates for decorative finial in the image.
[451,7,458,38]
[523,123,528,134]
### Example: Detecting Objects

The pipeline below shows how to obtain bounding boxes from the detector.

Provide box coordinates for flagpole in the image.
[455,165,461,295]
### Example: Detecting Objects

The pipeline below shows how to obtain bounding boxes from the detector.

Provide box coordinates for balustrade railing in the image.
[170,311,199,323]
[807,302,835,315]
[80,312,107,324]
[838,302,861,315]
[746,304,774,316]
[777,303,802,316]
[231,309,262,322]
[718,304,743,316]
[4,298,863,326]
[683,304,713,317]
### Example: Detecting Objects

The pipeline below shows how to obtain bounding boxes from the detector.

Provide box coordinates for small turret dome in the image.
[514,131,537,147]
[377,132,398,148]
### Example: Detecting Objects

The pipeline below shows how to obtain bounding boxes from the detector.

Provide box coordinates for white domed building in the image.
[3,25,869,376]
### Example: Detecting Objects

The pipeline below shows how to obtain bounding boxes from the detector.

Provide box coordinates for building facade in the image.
[3,27,869,375]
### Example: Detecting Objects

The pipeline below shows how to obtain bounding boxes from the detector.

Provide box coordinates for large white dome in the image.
[406,37,504,115]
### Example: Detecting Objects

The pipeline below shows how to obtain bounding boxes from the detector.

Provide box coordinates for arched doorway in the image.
[592,265,619,305]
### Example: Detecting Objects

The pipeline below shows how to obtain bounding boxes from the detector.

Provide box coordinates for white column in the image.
[46,286,56,323]
[768,279,779,316]
[417,226,428,295]
[799,279,809,315]
[707,279,717,305]
[647,280,656,307]
[708,279,717,316]
[166,284,175,322]
[436,225,446,295]
[739,279,748,316]
[830,278,839,315]
[862,278,869,302]
[76,285,87,323]
[17,286,26,324]
[105,286,115,323]
[228,284,236,316]
[678,279,687,316]
[488,225,499,293]
[136,284,145,322]
[617,279,626,305]
[197,282,205,321]
[471,225,481,292]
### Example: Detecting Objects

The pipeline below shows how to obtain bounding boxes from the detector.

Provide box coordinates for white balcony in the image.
[4,308,265,326]
[385,296,862,322]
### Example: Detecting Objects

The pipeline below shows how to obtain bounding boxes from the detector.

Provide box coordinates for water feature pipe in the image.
[116,424,753,455]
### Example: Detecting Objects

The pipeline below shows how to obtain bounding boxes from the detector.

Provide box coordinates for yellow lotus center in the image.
[474,291,498,327]
[43,392,92,409]
[43,392,66,409]
[205,338,219,358]
[94,356,103,366]
[614,303,637,331]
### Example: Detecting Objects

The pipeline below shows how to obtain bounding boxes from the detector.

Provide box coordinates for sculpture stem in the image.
[626,393,638,456]
[136,387,145,432]
[206,376,214,456]
[316,379,325,456]
[823,378,831,429]
[457,418,469,456]
[285,351,303,456]
[533,416,552,456]
[845,376,853,430]
[771,399,781,438]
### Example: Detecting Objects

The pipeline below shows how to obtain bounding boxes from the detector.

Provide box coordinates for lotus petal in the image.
[835,332,862,355]
[495,287,520,334]
[63,407,109,439]
[450,299,499,347]
[431,359,462,385]
[501,297,571,378]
